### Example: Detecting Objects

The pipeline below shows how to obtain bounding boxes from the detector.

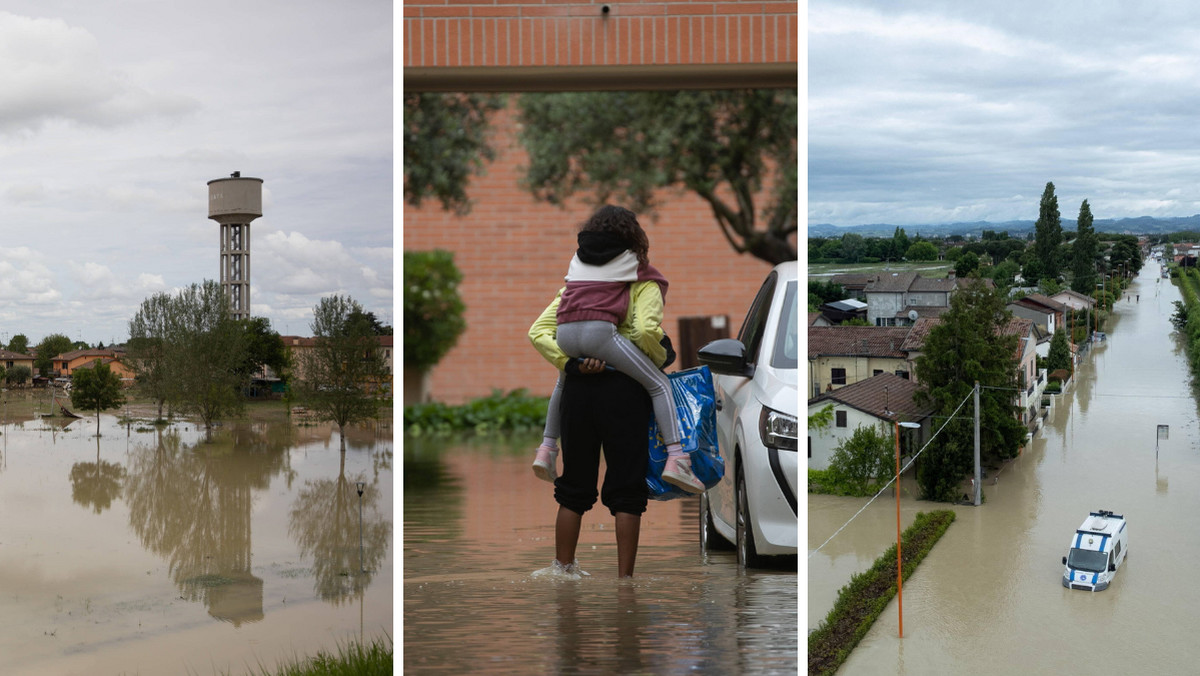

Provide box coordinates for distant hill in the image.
[808,215,1200,239]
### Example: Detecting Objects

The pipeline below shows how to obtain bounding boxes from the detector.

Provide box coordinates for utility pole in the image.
[974,381,982,506]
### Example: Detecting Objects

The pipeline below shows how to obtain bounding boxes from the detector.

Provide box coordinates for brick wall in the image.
[402,0,797,68]
[403,103,785,404]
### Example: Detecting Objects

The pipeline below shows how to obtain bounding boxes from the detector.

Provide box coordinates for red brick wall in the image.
[402,0,798,68]
[403,103,783,404]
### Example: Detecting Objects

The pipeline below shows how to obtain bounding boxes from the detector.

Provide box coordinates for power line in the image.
[809,387,975,559]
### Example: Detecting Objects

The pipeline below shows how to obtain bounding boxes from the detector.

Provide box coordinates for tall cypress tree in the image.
[1071,199,1098,294]
[1034,182,1062,281]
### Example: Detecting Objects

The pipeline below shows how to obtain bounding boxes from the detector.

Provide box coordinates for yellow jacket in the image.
[529,280,667,371]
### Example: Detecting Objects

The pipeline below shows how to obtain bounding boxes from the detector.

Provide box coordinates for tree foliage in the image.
[1033,182,1063,281]
[1047,328,1072,375]
[6,365,30,386]
[1071,199,1098,294]
[128,282,246,435]
[403,250,466,370]
[7,333,28,355]
[914,279,1027,501]
[296,295,389,450]
[518,89,797,265]
[71,361,126,436]
[34,333,74,377]
[826,424,894,496]
[403,92,505,215]
[906,241,939,261]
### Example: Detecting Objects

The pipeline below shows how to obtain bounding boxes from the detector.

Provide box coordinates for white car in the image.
[697,260,798,567]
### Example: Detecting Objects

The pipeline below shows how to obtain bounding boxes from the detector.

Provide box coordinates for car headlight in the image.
[759,405,798,451]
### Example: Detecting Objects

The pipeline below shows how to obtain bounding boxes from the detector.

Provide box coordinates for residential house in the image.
[72,357,136,386]
[0,350,36,384]
[863,271,990,327]
[807,372,933,471]
[808,325,913,398]
[897,315,1044,432]
[281,334,392,394]
[49,348,127,379]
[828,273,871,300]
[1050,289,1097,312]
[1008,293,1067,336]
[809,312,832,328]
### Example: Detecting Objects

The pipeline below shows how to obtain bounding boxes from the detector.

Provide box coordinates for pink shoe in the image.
[532,445,558,482]
[662,454,705,494]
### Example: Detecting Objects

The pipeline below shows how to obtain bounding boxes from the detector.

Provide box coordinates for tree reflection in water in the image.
[289,467,389,606]
[69,436,127,514]
[124,424,293,626]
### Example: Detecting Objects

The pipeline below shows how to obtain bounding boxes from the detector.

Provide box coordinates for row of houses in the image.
[0,335,394,392]
[808,274,1099,473]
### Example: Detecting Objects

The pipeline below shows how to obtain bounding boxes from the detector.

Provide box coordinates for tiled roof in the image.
[1014,293,1068,314]
[809,372,933,421]
[808,312,823,326]
[0,350,34,360]
[900,317,940,351]
[864,271,919,293]
[829,273,872,289]
[808,326,912,358]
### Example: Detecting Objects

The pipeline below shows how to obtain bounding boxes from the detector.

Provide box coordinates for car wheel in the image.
[736,469,765,568]
[699,491,734,553]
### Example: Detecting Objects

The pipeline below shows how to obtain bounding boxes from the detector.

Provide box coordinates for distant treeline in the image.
[810,218,1200,239]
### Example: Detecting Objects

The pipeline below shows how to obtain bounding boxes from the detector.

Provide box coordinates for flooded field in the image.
[810,263,1200,673]
[404,435,798,674]
[0,409,392,676]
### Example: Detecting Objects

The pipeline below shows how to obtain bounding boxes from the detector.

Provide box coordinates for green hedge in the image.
[808,509,957,676]
[808,468,889,498]
[404,389,548,435]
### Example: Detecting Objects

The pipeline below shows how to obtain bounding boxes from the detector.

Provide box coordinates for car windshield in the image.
[771,280,798,370]
[1067,548,1109,573]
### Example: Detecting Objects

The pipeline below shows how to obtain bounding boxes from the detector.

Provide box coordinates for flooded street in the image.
[404,435,798,674]
[809,263,1200,673]
[0,412,393,676]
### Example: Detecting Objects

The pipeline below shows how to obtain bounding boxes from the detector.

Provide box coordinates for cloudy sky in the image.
[809,2,1200,228]
[0,1,391,346]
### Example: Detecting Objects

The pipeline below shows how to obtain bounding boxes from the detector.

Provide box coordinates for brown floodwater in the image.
[0,412,392,675]
[403,434,798,674]
[809,262,1200,673]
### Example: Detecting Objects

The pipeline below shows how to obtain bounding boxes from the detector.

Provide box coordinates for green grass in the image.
[228,636,392,676]
[808,510,956,676]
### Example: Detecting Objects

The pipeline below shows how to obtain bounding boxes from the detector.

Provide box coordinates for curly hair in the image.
[579,205,649,265]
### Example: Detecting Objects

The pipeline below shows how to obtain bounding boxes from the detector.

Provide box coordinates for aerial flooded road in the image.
[809,262,1200,674]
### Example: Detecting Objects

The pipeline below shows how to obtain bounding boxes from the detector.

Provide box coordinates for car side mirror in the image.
[698,338,755,378]
[1062,556,1067,565]
[1109,563,1116,572]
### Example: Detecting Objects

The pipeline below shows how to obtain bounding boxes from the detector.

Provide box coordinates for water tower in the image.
[207,172,262,320]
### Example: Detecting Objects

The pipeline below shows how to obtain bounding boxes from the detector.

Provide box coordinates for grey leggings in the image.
[543,320,681,446]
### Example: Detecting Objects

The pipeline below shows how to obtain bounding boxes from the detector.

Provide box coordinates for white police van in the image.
[1062,510,1127,591]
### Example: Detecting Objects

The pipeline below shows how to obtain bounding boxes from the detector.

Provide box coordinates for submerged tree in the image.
[70,361,126,436]
[128,292,174,420]
[166,281,247,438]
[295,295,389,451]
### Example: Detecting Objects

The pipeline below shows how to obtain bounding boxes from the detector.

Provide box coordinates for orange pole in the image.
[894,418,903,638]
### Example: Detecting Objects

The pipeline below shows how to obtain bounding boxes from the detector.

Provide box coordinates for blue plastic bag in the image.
[646,365,724,500]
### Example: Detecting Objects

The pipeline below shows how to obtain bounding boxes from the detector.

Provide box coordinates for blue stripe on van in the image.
[1074,533,1082,548]
[1099,535,1109,551]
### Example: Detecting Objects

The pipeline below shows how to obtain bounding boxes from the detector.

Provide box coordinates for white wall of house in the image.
[866,292,904,326]
[808,404,889,471]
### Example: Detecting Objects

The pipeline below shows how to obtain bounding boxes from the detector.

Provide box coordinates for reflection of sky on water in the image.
[0,412,392,674]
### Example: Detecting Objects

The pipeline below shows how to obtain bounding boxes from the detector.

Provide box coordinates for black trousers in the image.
[553,369,651,517]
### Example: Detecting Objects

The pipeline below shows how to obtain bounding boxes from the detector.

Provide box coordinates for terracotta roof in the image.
[900,317,940,351]
[1013,293,1068,314]
[829,273,872,289]
[809,372,933,421]
[808,312,823,326]
[910,276,957,292]
[55,348,118,361]
[864,271,919,293]
[0,350,34,360]
[808,326,911,358]
[892,306,949,320]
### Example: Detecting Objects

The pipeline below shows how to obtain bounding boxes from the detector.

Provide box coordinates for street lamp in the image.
[894,419,921,638]
[356,481,365,574]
